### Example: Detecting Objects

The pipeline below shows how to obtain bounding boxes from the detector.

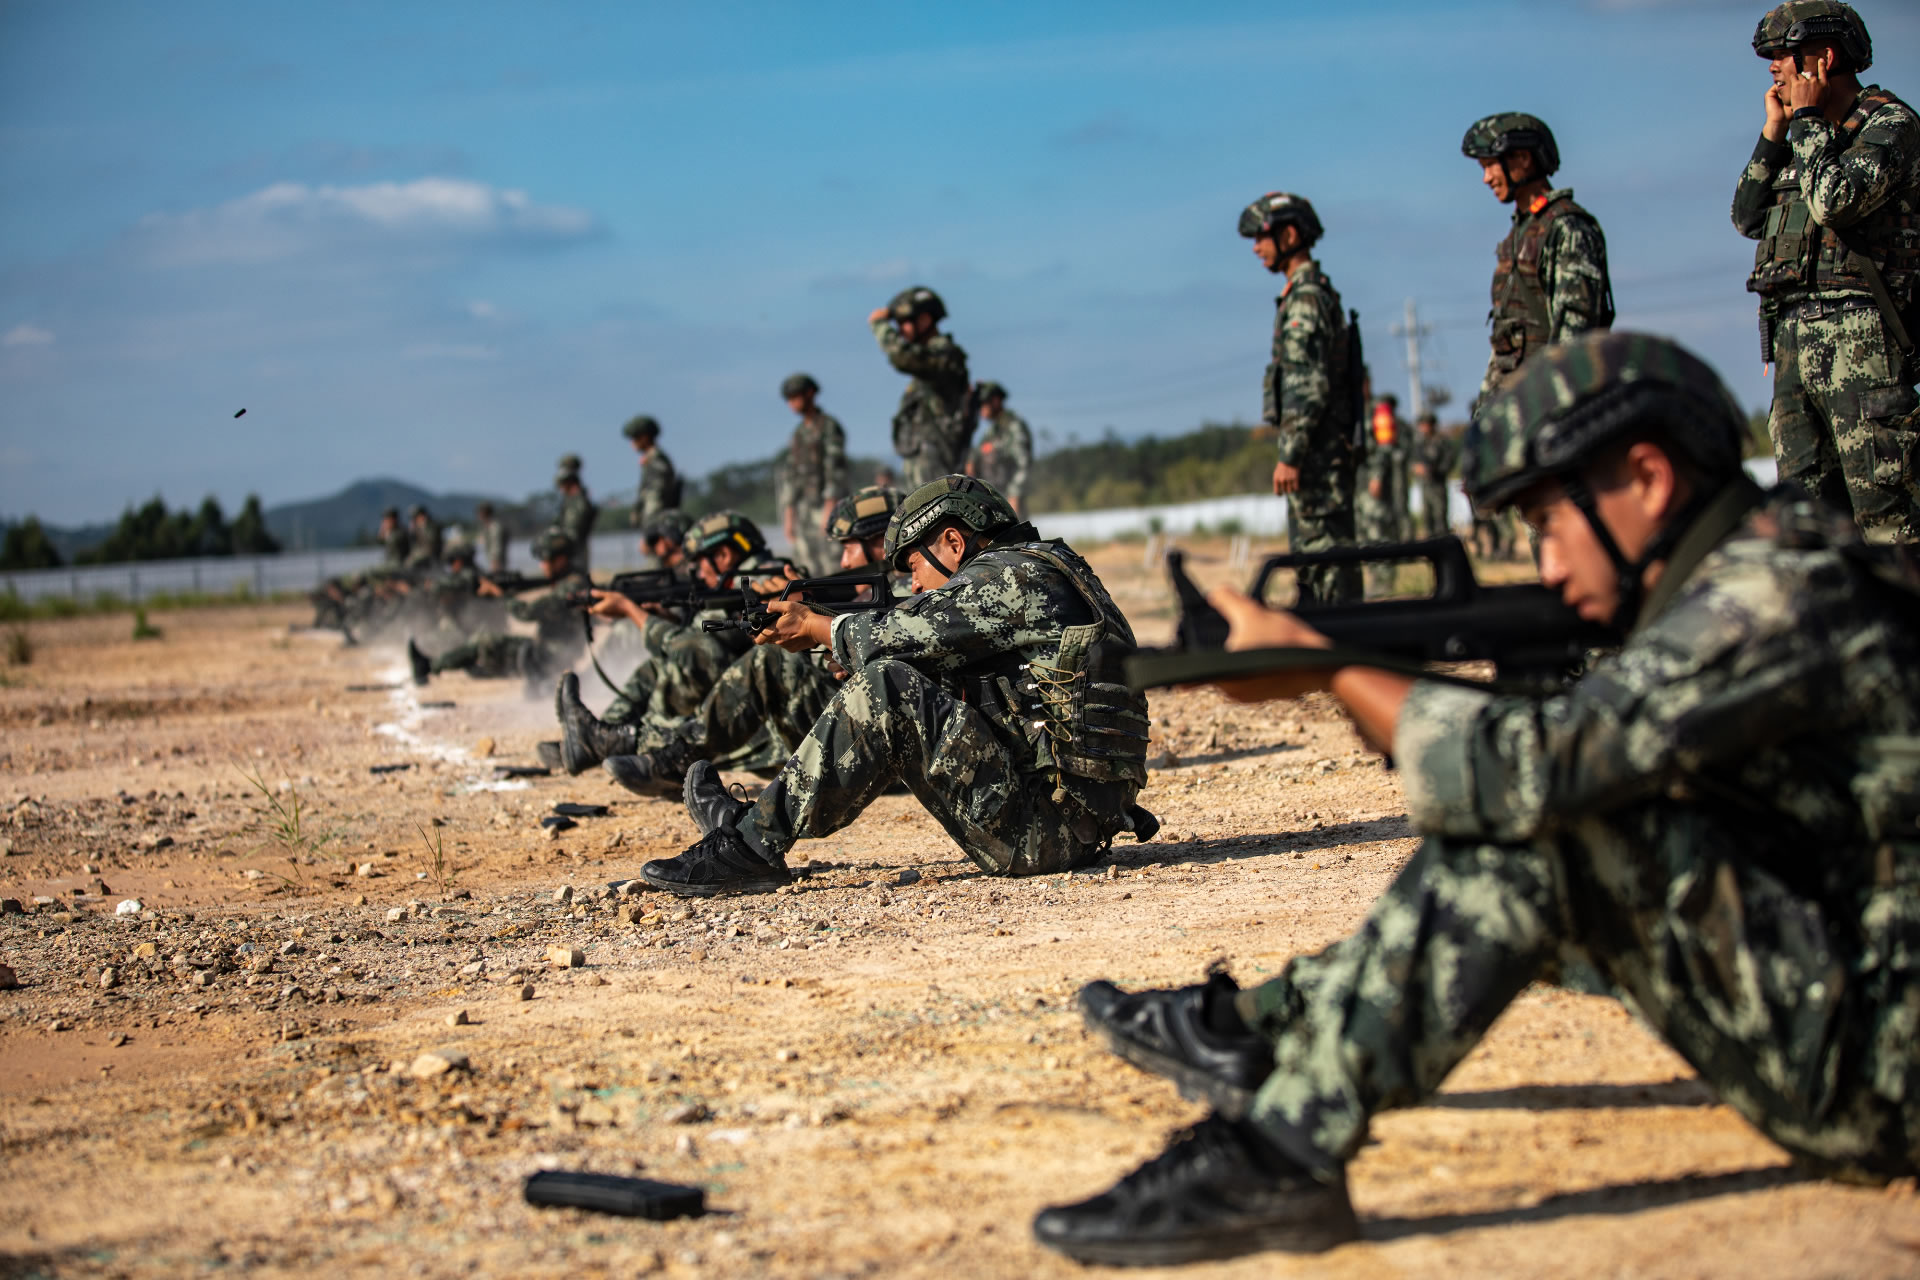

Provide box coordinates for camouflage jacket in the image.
[1478,189,1613,404]
[1732,86,1920,310]
[557,490,597,553]
[872,319,973,469]
[509,571,593,651]
[478,519,508,573]
[1412,431,1458,485]
[636,448,683,524]
[829,537,1149,806]
[404,522,442,571]
[380,525,411,569]
[1267,258,1357,515]
[782,412,848,509]
[1395,483,1920,1083]
[971,408,1033,497]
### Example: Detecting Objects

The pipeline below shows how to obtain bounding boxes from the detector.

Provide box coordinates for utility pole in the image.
[1390,297,1431,420]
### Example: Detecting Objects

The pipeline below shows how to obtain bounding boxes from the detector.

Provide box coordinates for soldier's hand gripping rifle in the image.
[565,565,791,616]
[702,568,897,639]
[1124,537,1616,693]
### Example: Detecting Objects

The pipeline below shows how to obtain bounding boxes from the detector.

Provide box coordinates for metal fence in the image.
[2,459,1781,604]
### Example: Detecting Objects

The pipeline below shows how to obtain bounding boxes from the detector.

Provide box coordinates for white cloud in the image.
[134,177,598,266]
[3,324,54,347]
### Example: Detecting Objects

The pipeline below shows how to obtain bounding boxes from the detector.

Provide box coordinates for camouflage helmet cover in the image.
[621,415,661,441]
[1752,1,1871,72]
[554,453,583,486]
[975,380,1008,402]
[780,372,820,400]
[1462,332,1747,512]
[409,504,429,520]
[1237,192,1323,247]
[640,509,692,548]
[536,528,577,561]
[827,485,904,544]
[683,510,766,560]
[882,474,1020,572]
[886,286,947,324]
[1461,112,1561,176]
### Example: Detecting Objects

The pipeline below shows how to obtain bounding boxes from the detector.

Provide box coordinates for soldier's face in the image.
[1523,450,1677,626]
[787,394,813,415]
[839,540,873,571]
[1251,235,1281,271]
[1481,158,1513,202]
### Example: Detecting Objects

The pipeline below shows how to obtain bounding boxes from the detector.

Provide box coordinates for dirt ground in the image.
[3,542,1917,1280]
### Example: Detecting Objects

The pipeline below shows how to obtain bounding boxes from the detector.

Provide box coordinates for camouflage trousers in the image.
[1417,481,1451,539]
[636,645,840,771]
[429,632,555,680]
[1769,300,1920,544]
[737,658,1122,877]
[1286,502,1361,607]
[902,443,968,489]
[792,517,839,581]
[1234,806,1920,1182]
[603,628,742,727]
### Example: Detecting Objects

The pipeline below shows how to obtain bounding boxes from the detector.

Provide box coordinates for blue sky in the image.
[3,0,1917,525]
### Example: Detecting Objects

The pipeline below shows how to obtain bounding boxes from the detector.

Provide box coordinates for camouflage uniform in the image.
[427,571,591,680]
[632,643,841,772]
[599,551,782,727]
[477,516,508,575]
[1477,187,1613,407]
[1411,429,1459,538]
[404,516,442,572]
[874,319,972,487]
[556,496,596,573]
[735,538,1151,877]
[971,405,1034,507]
[636,448,682,527]
[782,411,848,575]
[1267,259,1361,605]
[1732,86,1920,543]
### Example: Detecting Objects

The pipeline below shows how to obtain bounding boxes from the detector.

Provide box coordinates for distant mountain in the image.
[264,478,512,550]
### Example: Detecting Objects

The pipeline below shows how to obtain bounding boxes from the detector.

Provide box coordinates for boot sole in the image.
[605,759,680,798]
[1036,1205,1358,1266]
[1082,1003,1260,1121]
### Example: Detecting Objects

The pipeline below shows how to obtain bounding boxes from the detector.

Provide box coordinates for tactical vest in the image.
[1748,87,1920,305]
[1488,193,1610,380]
[960,541,1151,792]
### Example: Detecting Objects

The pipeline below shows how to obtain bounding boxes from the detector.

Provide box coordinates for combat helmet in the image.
[828,486,904,544]
[1461,113,1560,177]
[1753,1,1871,72]
[882,475,1020,573]
[535,528,577,563]
[1236,192,1323,249]
[683,510,766,561]
[554,453,583,486]
[886,286,947,324]
[621,415,661,441]
[975,380,1008,403]
[1464,331,1747,627]
[780,373,819,401]
[640,509,692,549]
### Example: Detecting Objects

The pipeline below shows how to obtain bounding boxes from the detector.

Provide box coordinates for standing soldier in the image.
[778,373,848,574]
[404,505,442,571]
[870,286,973,487]
[554,454,598,574]
[1461,112,1615,412]
[378,506,410,569]
[1409,411,1458,538]
[1355,395,1408,593]
[1733,0,1919,543]
[474,501,508,575]
[1242,192,1361,605]
[623,416,683,529]
[968,381,1034,516]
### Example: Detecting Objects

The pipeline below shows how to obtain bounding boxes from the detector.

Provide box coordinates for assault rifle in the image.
[480,570,555,595]
[1124,537,1616,693]
[564,565,791,615]
[702,568,898,637]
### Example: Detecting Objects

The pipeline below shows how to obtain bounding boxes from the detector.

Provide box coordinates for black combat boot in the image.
[1032,1113,1357,1265]
[406,638,431,687]
[1077,971,1273,1118]
[638,826,791,898]
[556,673,635,775]
[602,734,702,798]
[681,760,752,834]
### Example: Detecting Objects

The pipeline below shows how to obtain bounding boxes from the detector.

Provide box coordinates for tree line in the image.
[1,495,280,571]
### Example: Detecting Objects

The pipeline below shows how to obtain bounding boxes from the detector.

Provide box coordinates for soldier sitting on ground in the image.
[631,475,1158,898]
[596,485,908,797]
[553,511,790,775]
[406,530,590,689]
[1034,333,1920,1266]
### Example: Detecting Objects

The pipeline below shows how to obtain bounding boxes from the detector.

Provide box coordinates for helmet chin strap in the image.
[1557,473,1704,634]
[916,532,973,581]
